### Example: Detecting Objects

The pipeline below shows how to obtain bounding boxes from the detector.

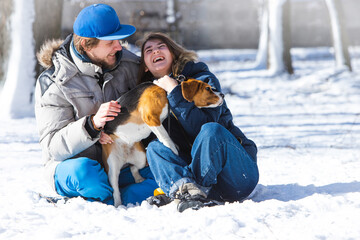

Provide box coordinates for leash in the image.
[174,74,187,84]
[95,73,105,88]
[167,75,187,137]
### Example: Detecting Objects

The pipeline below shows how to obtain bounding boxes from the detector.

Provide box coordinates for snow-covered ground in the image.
[0,47,359,239]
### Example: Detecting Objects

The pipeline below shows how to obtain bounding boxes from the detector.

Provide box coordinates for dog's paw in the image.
[114,195,122,208]
[134,176,145,183]
[165,142,178,155]
[170,145,179,155]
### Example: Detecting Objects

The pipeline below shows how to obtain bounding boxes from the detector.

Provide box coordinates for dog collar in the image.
[174,74,187,84]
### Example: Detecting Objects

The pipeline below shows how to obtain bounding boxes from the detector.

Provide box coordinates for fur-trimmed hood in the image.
[36,38,64,69]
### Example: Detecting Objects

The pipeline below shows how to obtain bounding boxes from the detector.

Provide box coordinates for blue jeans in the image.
[147,122,259,202]
[54,157,158,206]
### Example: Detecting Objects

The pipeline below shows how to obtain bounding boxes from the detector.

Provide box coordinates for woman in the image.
[138,32,259,212]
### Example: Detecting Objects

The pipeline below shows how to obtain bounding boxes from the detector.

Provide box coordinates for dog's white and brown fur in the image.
[102,79,224,207]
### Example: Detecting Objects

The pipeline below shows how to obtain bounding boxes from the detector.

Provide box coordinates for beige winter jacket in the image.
[35,35,140,190]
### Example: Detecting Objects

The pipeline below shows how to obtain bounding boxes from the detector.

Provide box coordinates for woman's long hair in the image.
[137,32,198,84]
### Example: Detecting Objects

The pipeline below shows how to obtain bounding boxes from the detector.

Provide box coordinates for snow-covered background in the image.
[0,46,359,239]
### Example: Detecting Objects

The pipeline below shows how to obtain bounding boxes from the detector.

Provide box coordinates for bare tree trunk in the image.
[282,0,293,74]
[166,0,181,44]
[33,0,64,77]
[0,0,13,84]
[267,0,293,75]
[0,0,36,118]
[325,0,352,71]
[254,0,269,69]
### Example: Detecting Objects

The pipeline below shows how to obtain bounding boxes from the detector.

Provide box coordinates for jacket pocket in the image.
[67,91,99,118]
[67,91,95,99]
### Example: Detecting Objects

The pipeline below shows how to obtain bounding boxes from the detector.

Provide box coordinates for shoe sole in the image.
[177,200,204,212]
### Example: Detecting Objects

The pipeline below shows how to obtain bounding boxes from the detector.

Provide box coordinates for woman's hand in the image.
[153,75,178,93]
[99,132,114,145]
[92,100,121,129]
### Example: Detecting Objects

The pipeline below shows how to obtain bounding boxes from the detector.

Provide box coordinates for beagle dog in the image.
[102,79,224,207]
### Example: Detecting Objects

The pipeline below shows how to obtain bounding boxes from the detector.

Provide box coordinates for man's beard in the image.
[93,59,116,70]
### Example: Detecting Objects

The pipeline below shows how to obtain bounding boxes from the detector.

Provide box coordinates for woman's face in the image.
[143,39,174,78]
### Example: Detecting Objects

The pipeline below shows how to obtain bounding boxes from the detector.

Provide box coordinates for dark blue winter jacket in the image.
[166,61,257,162]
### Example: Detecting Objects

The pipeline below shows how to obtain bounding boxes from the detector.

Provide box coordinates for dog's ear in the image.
[181,79,201,102]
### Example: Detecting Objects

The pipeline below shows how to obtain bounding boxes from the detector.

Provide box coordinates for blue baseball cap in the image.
[73,4,136,40]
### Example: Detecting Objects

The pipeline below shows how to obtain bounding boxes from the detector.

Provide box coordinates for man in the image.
[35,4,158,206]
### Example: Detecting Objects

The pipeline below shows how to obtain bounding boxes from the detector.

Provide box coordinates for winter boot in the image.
[174,183,224,212]
[146,194,172,207]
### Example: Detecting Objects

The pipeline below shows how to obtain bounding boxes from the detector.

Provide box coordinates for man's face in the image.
[85,40,122,69]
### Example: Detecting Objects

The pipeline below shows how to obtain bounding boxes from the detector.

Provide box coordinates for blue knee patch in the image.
[55,157,113,203]
[200,122,225,136]
[147,140,162,153]
[73,157,103,182]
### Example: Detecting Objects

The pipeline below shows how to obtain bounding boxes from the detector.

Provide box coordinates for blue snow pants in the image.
[54,157,158,206]
[147,122,259,202]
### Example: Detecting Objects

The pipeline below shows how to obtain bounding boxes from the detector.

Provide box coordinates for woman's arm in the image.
[160,62,225,139]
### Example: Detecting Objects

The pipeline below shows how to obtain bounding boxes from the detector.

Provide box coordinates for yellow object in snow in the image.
[154,188,165,196]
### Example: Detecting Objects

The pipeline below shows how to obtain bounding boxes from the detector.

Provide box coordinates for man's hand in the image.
[99,132,114,145]
[153,75,178,93]
[92,100,121,129]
